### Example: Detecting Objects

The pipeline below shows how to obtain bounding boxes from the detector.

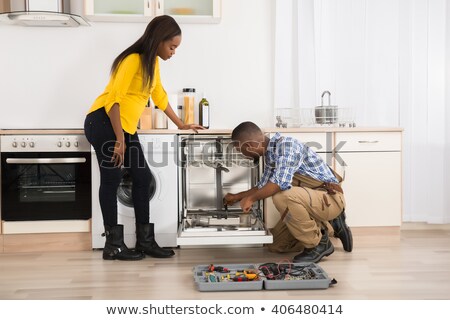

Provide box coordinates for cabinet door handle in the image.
[358,140,379,144]
[6,158,87,164]
[147,0,150,9]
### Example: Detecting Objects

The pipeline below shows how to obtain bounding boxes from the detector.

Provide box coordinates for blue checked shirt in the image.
[257,133,338,191]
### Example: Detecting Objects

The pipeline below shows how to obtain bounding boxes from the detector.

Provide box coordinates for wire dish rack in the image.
[300,107,356,127]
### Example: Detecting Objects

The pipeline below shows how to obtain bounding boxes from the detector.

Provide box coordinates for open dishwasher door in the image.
[177,135,273,246]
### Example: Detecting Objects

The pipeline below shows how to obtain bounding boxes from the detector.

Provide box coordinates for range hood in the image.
[0,0,89,27]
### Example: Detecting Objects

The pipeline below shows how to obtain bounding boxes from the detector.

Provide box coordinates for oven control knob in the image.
[12,142,18,148]
[29,142,35,148]
[74,141,79,147]
[57,142,62,148]
[21,142,26,148]
[66,142,71,148]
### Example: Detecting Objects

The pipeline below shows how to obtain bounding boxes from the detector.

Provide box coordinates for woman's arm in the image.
[163,103,204,133]
[163,103,184,128]
[108,103,125,167]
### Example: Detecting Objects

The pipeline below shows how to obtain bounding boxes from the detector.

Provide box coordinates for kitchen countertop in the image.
[0,129,87,135]
[0,127,403,135]
[0,129,228,135]
[264,127,403,133]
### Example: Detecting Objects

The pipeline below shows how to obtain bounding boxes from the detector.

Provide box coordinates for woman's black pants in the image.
[84,108,152,226]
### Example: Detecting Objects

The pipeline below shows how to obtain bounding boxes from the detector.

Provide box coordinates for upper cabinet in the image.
[83,0,221,23]
[161,0,221,23]
[84,0,155,22]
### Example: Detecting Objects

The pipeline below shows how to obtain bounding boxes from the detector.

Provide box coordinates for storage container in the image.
[193,262,335,291]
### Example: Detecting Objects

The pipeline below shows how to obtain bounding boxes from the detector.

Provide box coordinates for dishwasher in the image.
[177,134,273,246]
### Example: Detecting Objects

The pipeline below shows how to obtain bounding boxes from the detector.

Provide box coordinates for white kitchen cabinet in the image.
[263,130,403,229]
[83,0,221,23]
[161,0,221,23]
[335,132,402,227]
[84,0,154,22]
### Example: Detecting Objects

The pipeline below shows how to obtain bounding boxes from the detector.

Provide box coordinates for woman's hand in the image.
[112,140,126,167]
[163,104,205,133]
[178,123,205,133]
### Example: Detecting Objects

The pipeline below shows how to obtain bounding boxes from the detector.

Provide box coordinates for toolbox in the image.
[193,263,335,292]
[261,262,334,290]
[193,264,264,292]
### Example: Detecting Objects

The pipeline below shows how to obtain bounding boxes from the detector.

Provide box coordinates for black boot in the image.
[293,230,334,263]
[330,210,353,252]
[135,223,175,258]
[102,225,145,261]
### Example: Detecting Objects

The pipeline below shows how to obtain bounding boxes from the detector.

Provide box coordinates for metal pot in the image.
[315,91,338,124]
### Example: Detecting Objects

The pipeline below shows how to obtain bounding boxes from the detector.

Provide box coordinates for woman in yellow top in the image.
[84,15,203,261]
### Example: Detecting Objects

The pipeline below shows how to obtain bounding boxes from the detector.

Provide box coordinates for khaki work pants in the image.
[268,187,346,253]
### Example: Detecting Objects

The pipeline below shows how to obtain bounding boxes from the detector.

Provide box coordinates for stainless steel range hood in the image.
[0,0,89,27]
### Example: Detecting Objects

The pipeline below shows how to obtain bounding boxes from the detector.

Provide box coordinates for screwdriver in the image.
[224,204,228,219]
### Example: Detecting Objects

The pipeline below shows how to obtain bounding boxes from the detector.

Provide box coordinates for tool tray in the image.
[260,262,333,290]
[193,263,334,292]
[193,264,263,292]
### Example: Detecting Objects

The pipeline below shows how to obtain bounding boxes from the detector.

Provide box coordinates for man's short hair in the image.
[231,121,263,142]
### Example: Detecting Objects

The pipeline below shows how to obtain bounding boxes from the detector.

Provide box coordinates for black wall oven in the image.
[1,135,91,221]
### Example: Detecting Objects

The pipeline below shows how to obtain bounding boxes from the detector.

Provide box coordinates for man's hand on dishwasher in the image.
[223,193,239,206]
[240,196,254,213]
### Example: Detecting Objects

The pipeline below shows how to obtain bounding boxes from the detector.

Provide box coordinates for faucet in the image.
[321,91,331,106]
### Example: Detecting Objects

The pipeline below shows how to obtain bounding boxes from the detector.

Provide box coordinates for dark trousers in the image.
[84,108,152,226]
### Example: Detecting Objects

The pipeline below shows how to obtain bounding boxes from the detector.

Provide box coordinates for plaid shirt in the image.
[257,132,338,191]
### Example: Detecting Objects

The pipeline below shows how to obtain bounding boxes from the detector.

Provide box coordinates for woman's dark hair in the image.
[111,15,181,89]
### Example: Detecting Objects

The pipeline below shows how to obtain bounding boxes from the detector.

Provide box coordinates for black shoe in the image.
[135,223,175,258]
[330,211,353,252]
[293,230,334,263]
[102,225,145,261]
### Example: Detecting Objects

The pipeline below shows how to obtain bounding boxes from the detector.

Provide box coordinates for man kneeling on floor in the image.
[223,121,353,263]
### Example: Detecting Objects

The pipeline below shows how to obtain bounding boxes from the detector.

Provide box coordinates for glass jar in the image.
[153,106,167,129]
[183,88,195,124]
[177,105,183,120]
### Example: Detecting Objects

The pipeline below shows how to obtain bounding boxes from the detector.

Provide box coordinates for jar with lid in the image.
[139,100,153,129]
[177,105,183,120]
[182,88,195,124]
[153,106,167,129]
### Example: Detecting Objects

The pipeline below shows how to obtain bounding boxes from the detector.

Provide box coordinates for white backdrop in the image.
[275,0,450,223]
[0,0,274,130]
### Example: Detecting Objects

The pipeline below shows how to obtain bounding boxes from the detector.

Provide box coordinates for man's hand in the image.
[112,140,126,167]
[240,196,255,213]
[223,193,239,206]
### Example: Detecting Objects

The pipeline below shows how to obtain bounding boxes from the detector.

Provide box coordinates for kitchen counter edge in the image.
[0,127,403,135]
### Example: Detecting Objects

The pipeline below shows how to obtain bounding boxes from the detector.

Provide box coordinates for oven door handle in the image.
[5,158,87,164]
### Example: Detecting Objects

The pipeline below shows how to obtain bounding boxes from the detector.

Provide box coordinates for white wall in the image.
[318,0,450,223]
[399,0,450,223]
[0,0,274,129]
[274,0,450,223]
[274,0,400,127]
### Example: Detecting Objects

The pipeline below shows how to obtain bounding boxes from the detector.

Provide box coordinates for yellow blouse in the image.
[88,53,168,134]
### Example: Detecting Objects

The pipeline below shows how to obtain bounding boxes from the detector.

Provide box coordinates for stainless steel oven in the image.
[1,135,91,221]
